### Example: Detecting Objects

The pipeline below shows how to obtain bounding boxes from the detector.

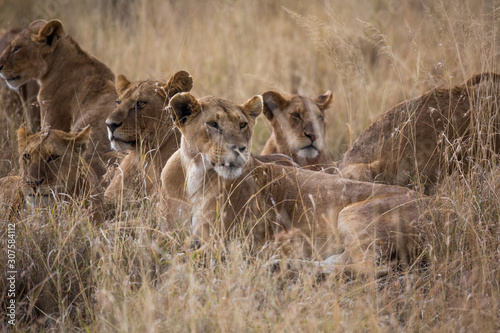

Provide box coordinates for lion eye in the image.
[115,100,121,105]
[23,153,30,161]
[240,122,248,129]
[135,101,147,110]
[291,113,302,120]
[47,155,60,163]
[12,46,20,53]
[206,121,219,129]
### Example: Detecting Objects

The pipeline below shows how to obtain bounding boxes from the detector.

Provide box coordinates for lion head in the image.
[168,92,262,180]
[106,70,193,152]
[17,125,97,206]
[261,91,333,168]
[0,20,64,89]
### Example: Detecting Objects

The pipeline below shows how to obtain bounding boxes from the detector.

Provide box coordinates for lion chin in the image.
[213,165,243,180]
[109,134,135,151]
[25,193,54,208]
[1,74,23,89]
[296,146,319,160]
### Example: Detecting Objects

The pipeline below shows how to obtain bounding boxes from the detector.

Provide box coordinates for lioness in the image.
[0,20,118,178]
[261,90,334,172]
[0,28,39,131]
[0,28,39,177]
[161,92,424,276]
[104,70,193,202]
[14,125,103,223]
[339,73,500,191]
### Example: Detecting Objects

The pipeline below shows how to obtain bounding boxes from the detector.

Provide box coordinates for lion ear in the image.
[116,74,131,95]
[165,70,193,99]
[168,92,201,128]
[241,95,263,120]
[262,91,287,121]
[315,90,333,112]
[17,124,31,152]
[72,125,91,154]
[36,20,64,51]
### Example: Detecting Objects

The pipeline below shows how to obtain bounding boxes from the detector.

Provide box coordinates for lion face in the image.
[17,125,92,206]
[106,71,193,152]
[262,91,332,160]
[0,20,63,89]
[169,93,262,179]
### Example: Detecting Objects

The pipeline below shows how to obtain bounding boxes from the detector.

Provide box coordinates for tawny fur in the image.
[13,125,103,224]
[261,90,334,173]
[0,28,39,131]
[0,20,118,178]
[0,28,39,177]
[161,92,425,276]
[104,70,193,203]
[0,175,24,218]
[340,72,500,192]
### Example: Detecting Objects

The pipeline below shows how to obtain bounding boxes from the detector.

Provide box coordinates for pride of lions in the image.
[1,19,499,277]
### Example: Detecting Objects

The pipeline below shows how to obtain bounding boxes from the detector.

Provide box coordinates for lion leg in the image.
[0,176,25,218]
[331,195,421,278]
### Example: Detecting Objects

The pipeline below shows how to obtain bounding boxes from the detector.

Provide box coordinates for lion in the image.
[0,20,118,178]
[104,70,193,202]
[0,28,39,131]
[339,73,500,192]
[260,90,334,172]
[11,124,103,223]
[0,28,39,177]
[160,92,425,277]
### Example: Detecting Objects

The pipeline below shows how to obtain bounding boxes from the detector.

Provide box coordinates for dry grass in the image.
[0,0,499,331]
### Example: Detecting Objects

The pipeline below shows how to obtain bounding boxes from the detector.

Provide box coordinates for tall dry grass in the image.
[0,0,499,331]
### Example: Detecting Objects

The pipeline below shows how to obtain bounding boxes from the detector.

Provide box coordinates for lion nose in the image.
[304,132,316,142]
[106,121,122,134]
[232,145,247,154]
[26,178,43,191]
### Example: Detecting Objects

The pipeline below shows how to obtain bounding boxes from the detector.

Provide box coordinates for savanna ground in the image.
[1,0,500,331]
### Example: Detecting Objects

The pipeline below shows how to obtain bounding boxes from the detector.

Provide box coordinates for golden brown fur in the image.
[0,28,39,177]
[0,28,39,131]
[0,20,118,178]
[104,70,193,202]
[15,125,103,224]
[0,175,24,217]
[161,92,425,276]
[261,90,334,172]
[339,73,500,192]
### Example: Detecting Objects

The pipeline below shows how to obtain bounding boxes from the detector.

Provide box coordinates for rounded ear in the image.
[17,124,31,152]
[241,95,263,120]
[315,90,333,112]
[165,70,193,99]
[72,125,91,154]
[37,20,64,50]
[262,91,287,121]
[116,74,131,95]
[168,92,201,128]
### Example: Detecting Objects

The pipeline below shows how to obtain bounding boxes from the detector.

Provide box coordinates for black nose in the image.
[27,178,43,191]
[106,121,122,133]
[233,145,246,153]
